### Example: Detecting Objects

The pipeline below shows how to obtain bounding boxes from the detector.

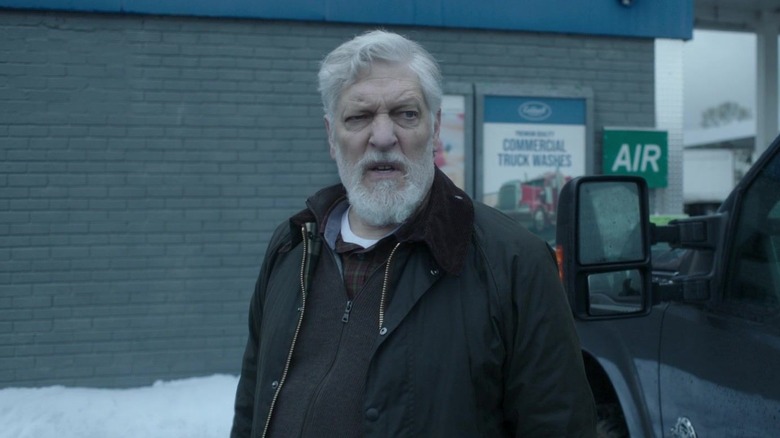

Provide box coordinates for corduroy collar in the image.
[290,167,475,275]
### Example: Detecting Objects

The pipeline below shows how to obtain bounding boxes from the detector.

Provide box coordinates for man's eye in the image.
[344,114,371,129]
[345,114,367,122]
[400,111,419,119]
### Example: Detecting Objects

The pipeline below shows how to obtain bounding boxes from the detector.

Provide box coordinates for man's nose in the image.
[369,114,397,150]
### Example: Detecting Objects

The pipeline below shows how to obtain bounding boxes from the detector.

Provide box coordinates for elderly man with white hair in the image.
[231,30,596,438]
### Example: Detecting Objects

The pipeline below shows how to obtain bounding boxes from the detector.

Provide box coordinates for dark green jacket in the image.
[232,169,597,437]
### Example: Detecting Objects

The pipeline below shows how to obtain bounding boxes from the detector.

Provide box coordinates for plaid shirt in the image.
[335,234,397,299]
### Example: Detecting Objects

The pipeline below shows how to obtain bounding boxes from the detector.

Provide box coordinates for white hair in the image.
[317,30,442,124]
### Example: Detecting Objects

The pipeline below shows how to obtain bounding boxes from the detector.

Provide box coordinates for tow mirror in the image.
[556,176,653,319]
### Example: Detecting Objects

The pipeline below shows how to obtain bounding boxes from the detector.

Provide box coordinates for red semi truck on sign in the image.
[497,171,569,231]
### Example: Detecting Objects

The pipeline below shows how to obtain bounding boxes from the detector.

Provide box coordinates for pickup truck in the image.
[555,135,780,437]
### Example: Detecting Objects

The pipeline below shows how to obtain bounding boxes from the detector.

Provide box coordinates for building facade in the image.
[0,2,691,387]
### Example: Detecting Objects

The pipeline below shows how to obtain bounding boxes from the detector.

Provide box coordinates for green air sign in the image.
[602,129,668,188]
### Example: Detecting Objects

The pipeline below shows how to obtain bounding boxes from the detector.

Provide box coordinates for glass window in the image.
[726,151,780,308]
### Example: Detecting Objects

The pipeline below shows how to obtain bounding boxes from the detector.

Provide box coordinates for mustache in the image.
[356,152,409,173]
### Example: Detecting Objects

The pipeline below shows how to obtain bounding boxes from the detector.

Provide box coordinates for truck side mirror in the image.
[556,176,653,319]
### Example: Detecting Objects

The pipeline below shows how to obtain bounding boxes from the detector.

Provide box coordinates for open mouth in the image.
[372,163,397,172]
[366,161,403,173]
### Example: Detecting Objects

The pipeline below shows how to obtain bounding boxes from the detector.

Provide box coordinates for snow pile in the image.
[0,374,239,438]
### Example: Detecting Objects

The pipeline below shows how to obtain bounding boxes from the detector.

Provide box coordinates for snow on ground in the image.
[0,374,239,438]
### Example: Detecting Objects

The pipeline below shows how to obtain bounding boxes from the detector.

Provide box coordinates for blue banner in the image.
[2,0,693,40]
[484,96,586,125]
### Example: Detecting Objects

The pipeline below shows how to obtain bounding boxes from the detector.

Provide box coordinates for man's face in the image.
[326,62,441,227]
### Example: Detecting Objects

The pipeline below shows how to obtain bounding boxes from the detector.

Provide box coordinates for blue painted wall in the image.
[0,0,693,39]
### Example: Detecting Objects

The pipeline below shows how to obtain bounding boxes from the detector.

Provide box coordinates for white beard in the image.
[334,142,435,228]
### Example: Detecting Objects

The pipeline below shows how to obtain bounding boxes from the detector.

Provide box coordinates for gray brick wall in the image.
[0,10,655,388]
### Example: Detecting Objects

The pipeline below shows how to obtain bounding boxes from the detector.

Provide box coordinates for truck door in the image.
[658,146,780,436]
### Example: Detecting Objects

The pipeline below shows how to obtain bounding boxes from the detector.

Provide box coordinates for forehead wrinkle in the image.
[337,62,427,114]
[342,86,426,113]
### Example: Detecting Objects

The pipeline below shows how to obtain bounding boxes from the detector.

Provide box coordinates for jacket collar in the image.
[290,167,474,275]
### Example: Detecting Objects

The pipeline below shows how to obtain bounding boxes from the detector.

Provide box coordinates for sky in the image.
[683,29,757,129]
[0,375,238,438]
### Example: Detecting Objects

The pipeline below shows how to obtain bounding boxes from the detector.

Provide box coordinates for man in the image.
[231,30,597,437]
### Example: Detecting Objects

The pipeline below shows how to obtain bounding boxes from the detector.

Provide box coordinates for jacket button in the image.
[271,380,279,389]
[365,408,379,421]
[430,268,439,276]
[379,327,388,335]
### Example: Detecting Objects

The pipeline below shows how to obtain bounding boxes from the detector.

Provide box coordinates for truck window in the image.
[725,152,780,309]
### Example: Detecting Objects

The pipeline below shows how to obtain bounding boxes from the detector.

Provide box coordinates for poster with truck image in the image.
[482,95,588,238]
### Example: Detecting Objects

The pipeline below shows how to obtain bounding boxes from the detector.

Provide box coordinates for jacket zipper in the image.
[261,231,396,436]
[341,300,353,323]
[261,224,317,438]
[378,242,401,331]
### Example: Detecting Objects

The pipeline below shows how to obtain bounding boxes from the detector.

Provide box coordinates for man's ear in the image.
[325,116,336,159]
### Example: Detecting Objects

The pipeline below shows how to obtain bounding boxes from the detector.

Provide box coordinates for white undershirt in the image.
[339,206,396,249]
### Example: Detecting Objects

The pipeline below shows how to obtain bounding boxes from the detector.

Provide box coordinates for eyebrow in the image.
[344,95,425,112]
